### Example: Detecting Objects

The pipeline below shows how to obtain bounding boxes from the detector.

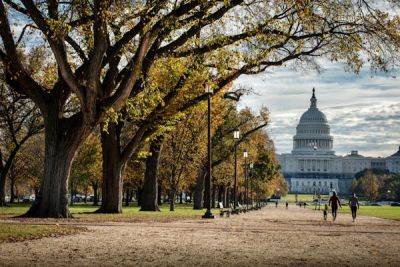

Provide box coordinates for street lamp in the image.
[249,163,254,208]
[243,150,248,211]
[202,84,214,219]
[233,129,240,212]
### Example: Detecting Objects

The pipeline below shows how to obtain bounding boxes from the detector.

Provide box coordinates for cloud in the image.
[235,62,400,157]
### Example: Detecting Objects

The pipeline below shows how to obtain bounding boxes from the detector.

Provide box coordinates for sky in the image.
[235,63,400,157]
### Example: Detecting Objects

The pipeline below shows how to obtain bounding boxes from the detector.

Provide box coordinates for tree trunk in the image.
[97,124,124,213]
[0,172,6,206]
[157,184,162,206]
[24,115,86,218]
[223,186,228,208]
[136,188,142,206]
[217,185,223,203]
[70,184,74,206]
[179,192,183,204]
[9,174,15,204]
[169,189,176,211]
[92,183,99,206]
[211,185,216,208]
[125,189,130,207]
[227,187,231,206]
[140,136,164,211]
[193,163,206,210]
[0,151,20,206]
[84,186,88,203]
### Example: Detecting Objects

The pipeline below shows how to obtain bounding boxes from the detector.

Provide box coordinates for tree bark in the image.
[227,187,231,207]
[211,185,216,208]
[24,114,87,217]
[84,186,88,203]
[169,188,176,211]
[0,172,7,206]
[92,183,99,206]
[97,124,124,213]
[179,192,183,204]
[193,163,206,210]
[157,184,162,206]
[125,189,130,207]
[70,184,74,206]
[9,174,15,204]
[0,147,20,206]
[223,186,228,207]
[140,136,164,211]
[136,188,142,206]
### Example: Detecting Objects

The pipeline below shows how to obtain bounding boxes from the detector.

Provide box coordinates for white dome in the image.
[299,108,327,124]
[292,88,334,155]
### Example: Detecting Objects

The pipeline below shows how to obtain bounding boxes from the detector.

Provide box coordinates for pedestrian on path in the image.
[349,193,360,222]
[329,191,342,221]
[285,202,288,209]
[275,201,278,208]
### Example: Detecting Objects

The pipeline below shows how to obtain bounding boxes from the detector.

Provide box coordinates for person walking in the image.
[285,201,289,209]
[329,191,342,221]
[349,193,360,222]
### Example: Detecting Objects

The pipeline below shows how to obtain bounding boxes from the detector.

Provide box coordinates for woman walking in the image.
[349,193,360,222]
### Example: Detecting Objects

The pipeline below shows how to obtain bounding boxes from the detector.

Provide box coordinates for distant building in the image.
[277,88,400,194]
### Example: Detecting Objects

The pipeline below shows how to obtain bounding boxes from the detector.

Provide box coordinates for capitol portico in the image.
[277,89,400,194]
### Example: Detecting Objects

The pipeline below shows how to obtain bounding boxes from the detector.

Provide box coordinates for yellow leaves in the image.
[102,107,119,132]
[46,19,71,39]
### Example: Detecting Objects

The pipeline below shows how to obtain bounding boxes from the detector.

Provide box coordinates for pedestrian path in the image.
[1,205,399,266]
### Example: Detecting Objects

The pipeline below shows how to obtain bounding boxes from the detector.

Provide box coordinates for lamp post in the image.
[243,150,248,211]
[202,84,214,219]
[233,129,240,212]
[249,162,254,208]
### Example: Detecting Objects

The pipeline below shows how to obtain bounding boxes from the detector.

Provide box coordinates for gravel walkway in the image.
[1,205,399,266]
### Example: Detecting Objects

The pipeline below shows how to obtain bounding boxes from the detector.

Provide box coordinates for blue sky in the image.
[235,63,400,157]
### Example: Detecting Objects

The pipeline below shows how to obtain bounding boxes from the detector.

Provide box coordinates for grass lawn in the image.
[0,203,218,222]
[0,224,84,243]
[282,194,329,203]
[283,194,400,220]
[337,205,400,221]
[307,205,400,220]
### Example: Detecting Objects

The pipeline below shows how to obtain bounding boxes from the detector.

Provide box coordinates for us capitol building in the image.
[277,88,400,194]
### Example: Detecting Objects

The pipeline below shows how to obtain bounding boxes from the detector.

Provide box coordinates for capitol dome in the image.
[299,106,327,123]
[292,88,334,155]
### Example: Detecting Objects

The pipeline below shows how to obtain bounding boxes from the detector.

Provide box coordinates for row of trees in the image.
[352,169,400,201]
[0,0,399,217]
[1,86,287,211]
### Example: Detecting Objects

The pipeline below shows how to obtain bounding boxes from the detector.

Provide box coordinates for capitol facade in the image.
[277,89,400,194]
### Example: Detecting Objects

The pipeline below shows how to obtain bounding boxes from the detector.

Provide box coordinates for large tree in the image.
[0,0,398,217]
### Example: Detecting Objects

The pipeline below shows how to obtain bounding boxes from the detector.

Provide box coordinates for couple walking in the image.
[327,191,359,222]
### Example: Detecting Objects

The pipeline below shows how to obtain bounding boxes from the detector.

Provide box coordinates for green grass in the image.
[282,194,330,203]
[0,224,83,243]
[337,205,400,220]
[283,194,400,221]
[0,203,218,222]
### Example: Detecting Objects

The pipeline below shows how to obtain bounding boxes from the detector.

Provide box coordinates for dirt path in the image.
[1,205,400,266]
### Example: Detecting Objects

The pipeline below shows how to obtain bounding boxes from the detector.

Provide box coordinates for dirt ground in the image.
[1,205,400,267]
